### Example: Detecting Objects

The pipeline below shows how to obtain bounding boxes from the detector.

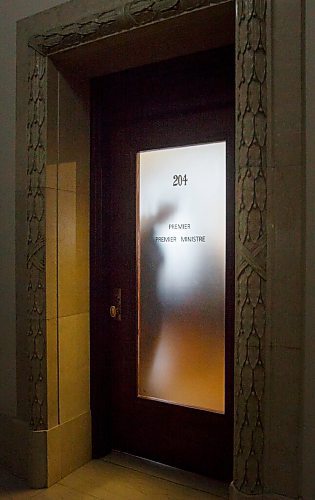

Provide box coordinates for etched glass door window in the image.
[137,142,226,413]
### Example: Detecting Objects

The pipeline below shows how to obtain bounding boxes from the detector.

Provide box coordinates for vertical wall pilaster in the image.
[27,49,48,431]
[233,0,267,495]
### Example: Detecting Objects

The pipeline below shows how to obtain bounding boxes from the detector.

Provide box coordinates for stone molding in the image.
[26,0,268,495]
[27,49,48,430]
[28,0,231,55]
[234,0,267,494]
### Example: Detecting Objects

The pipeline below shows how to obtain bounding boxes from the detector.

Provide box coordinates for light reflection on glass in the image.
[137,142,226,413]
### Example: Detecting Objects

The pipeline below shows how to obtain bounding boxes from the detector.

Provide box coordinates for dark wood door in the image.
[91,46,234,481]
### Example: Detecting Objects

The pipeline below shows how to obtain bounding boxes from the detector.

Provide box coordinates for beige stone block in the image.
[45,188,57,320]
[58,188,89,318]
[272,130,302,169]
[45,164,57,190]
[59,412,92,480]
[27,422,90,489]
[270,0,303,165]
[58,189,77,317]
[272,0,303,41]
[265,345,302,497]
[25,413,92,488]
[268,165,303,349]
[58,161,89,194]
[59,313,90,423]
[46,318,58,429]
[28,429,47,489]
[271,1,303,168]
[47,425,62,487]
[58,162,77,192]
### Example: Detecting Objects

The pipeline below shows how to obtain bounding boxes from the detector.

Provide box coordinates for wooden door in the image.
[91,46,234,480]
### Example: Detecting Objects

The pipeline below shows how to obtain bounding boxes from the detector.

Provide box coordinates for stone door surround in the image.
[16,0,304,498]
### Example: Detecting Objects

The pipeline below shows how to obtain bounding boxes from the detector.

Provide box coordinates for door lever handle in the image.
[110,288,121,321]
[110,305,118,318]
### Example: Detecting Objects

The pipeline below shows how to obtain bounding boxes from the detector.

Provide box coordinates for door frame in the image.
[14,0,305,497]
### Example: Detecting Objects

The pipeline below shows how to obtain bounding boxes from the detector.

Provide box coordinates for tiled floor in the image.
[0,452,229,499]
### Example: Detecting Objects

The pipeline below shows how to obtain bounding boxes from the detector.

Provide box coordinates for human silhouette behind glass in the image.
[139,204,176,394]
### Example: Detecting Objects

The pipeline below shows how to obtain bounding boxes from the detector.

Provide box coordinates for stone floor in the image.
[0,451,229,499]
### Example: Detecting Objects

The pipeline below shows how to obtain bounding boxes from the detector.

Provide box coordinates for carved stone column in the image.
[231,0,267,497]
[27,49,48,430]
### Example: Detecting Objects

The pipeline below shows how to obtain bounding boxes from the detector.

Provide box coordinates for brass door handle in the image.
[110,305,117,318]
[110,288,121,321]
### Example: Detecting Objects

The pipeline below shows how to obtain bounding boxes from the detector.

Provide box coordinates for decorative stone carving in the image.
[29,0,230,55]
[27,49,47,430]
[234,0,267,494]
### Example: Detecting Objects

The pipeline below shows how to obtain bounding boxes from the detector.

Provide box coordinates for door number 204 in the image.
[173,174,188,186]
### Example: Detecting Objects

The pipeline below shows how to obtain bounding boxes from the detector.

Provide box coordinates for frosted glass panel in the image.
[137,142,226,413]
